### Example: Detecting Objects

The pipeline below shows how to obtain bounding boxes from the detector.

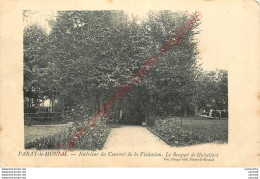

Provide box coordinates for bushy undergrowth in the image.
[25,119,110,150]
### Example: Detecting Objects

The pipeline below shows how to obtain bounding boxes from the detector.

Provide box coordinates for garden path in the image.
[103,125,172,151]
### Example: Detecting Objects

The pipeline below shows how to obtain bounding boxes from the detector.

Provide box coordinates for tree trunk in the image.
[195,106,199,116]
[184,105,187,117]
[29,97,32,108]
[51,98,54,112]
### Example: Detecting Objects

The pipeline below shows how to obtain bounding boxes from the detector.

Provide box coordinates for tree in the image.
[140,11,201,119]
[196,69,228,117]
[23,24,48,112]
[25,10,204,123]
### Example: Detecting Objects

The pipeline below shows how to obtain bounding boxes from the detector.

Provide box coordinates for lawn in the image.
[149,116,228,147]
[24,122,74,144]
[24,120,111,150]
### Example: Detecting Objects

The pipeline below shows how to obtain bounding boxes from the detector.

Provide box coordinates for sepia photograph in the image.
[0,0,259,169]
[23,10,228,153]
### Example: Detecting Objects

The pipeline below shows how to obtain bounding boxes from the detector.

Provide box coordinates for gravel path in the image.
[103,125,173,151]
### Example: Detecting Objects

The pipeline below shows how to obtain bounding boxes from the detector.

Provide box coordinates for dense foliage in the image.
[24,11,228,125]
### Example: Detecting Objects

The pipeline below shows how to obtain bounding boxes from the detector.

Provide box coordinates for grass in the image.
[24,122,74,143]
[25,120,111,151]
[149,116,228,147]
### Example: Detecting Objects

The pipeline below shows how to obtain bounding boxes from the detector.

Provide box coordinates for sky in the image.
[23,10,228,71]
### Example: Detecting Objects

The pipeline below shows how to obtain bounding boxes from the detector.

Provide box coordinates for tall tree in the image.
[23,24,48,112]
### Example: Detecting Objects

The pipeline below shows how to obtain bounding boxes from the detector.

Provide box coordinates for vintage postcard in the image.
[0,0,259,167]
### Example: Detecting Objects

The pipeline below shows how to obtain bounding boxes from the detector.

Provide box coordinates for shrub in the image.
[221,111,228,118]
